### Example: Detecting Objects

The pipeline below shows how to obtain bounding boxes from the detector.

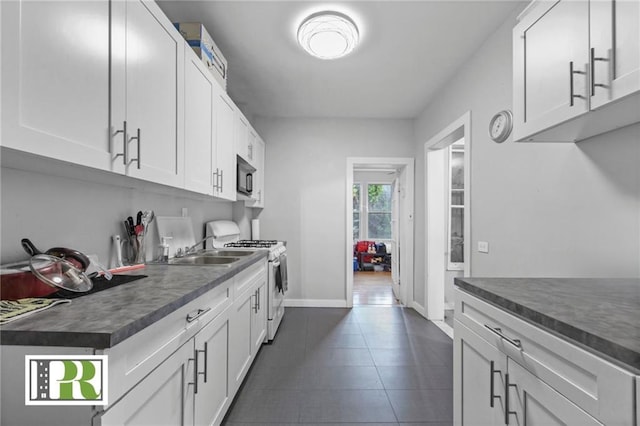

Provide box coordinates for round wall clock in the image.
[489,110,513,143]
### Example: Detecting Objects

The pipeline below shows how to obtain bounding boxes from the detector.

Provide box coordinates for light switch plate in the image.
[478,241,489,253]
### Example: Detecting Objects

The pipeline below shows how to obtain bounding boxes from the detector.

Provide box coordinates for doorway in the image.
[423,112,471,326]
[352,171,398,305]
[346,157,414,308]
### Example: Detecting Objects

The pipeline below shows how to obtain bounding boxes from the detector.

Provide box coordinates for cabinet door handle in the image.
[484,325,522,349]
[195,342,208,385]
[191,350,199,394]
[590,47,609,96]
[504,373,518,425]
[128,128,141,169]
[113,121,128,165]
[186,307,211,323]
[569,61,586,106]
[489,360,501,407]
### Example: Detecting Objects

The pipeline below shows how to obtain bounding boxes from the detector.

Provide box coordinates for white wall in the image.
[413,8,640,306]
[253,118,414,305]
[0,155,234,266]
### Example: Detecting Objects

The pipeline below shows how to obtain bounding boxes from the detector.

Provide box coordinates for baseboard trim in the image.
[432,320,454,339]
[284,299,348,308]
[411,301,426,317]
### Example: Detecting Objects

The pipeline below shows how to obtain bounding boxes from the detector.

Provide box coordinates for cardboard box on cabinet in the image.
[174,22,228,90]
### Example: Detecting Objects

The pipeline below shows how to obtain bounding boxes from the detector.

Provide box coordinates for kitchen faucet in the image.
[176,235,216,257]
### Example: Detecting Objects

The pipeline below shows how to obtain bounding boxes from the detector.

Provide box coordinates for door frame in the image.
[346,157,415,308]
[423,111,471,320]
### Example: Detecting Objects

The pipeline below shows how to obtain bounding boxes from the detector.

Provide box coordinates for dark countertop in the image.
[0,251,268,349]
[455,277,640,373]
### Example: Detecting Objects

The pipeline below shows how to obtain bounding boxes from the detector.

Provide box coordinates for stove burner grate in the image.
[225,240,279,248]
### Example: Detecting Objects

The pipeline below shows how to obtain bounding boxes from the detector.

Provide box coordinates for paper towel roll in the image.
[251,219,260,240]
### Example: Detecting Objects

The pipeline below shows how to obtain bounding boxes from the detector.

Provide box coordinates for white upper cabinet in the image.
[590,0,640,109]
[513,0,640,142]
[236,113,257,167]
[514,1,590,137]
[0,0,112,170]
[184,51,215,195]
[214,86,238,201]
[111,0,184,187]
[236,114,250,162]
[246,136,265,208]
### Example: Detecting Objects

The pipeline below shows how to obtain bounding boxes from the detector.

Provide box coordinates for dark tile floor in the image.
[222,306,453,425]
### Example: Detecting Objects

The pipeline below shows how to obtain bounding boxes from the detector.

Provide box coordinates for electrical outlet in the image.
[478,241,489,253]
[181,208,188,217]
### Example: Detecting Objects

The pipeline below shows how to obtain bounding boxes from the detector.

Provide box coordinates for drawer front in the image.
[233,260,266,298]
[104,280,231,405]
[455,288,635,426]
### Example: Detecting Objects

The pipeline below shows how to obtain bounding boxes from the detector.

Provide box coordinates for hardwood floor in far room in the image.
[353,271,399,306]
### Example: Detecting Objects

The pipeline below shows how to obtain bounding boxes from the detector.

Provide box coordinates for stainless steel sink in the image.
[168,256,241,266]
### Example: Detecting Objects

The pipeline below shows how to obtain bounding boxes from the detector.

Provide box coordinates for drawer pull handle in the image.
[186,307,211,323]
[484,324,522,349]
[489,360,501,407]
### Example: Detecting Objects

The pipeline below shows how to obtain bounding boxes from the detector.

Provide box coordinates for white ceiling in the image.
[157,1,525,119]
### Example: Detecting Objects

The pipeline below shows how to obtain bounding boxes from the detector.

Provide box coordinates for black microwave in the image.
[237,156,256,196]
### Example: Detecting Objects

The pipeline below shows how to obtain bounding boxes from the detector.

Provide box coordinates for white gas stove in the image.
[205,221,287,341]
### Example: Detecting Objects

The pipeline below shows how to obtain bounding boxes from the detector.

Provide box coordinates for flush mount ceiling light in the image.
[297,11,359,60]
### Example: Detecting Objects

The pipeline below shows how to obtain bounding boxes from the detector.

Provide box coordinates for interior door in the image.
[391,176,401,300]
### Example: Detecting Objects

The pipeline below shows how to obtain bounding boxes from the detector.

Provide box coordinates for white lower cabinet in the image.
[97,261,267,426]
[454,321,506,426]
[229,262,268,394]
[454,288,636,426]
[193,308,231,426]
[229,285,255,393]
[99,341,194,426]
[251,277,268,353]
[507,359,602,426]
[100,314,232,426]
